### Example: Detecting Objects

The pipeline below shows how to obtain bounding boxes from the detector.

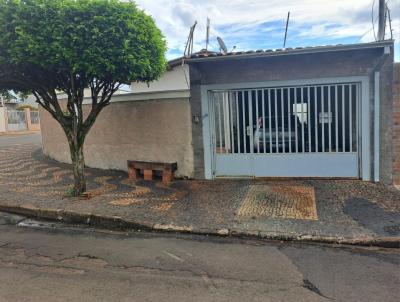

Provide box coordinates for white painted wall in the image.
[131,64,190,93]
[56,64,190,100]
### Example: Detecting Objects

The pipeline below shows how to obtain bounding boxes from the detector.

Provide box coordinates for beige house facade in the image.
[40,63,195,178]
[40,41,400,184]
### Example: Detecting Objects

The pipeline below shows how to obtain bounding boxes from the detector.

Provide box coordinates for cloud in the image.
[135,0,400,61]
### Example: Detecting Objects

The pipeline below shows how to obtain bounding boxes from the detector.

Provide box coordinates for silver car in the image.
[253,117,299,152]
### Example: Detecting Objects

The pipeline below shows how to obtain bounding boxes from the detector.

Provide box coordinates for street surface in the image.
[0,134,399,301]
[0,133,41,147]
[0,215,399,302]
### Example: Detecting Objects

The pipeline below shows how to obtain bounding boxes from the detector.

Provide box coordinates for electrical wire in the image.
[372,0,377,41]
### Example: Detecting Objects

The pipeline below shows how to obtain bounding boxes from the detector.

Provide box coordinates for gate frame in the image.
[201,76,371,180]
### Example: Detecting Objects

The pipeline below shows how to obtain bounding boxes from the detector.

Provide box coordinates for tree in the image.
[0,90,29,103]
[0,0,167,195]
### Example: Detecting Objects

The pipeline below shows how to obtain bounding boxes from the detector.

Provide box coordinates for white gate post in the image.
[0,107,6,133]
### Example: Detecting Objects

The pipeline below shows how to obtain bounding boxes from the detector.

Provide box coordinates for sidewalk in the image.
[1,144,399,247]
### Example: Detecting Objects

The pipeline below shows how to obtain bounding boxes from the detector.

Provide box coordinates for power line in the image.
[372,0,377,41]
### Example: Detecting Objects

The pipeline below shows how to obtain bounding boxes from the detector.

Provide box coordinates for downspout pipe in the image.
[371,46,391,182]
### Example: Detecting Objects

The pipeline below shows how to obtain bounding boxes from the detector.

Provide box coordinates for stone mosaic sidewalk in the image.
[1,143,400,246]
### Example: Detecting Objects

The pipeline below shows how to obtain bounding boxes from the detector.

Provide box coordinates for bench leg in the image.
[128,167,139,180]
[162,170,173,185]
[143,169,153,181]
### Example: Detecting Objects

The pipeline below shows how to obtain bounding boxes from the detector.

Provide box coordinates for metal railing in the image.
[211,83,359,155]
[30,111,40,124]
[7,110,27,131]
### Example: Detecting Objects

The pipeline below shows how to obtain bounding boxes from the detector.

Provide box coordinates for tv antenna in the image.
[205,18,210,52]
[217,37,228,54]
[386,4,393,39]
[283,11,290,48]
[184,21,197,57]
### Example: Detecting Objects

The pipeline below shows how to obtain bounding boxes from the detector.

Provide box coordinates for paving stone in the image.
[0,144,400,241]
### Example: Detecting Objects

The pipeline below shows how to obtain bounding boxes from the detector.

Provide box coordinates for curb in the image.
[0,130,40,136]
[1,204,399,248]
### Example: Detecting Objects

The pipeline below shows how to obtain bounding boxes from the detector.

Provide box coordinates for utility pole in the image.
[377,0,386,41]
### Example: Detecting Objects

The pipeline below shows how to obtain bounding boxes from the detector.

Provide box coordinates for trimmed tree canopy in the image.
[0,0,167,195]
[0,0,167,89]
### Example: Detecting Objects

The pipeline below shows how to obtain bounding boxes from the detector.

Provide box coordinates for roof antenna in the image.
[205,18,210,52]
[283,11,290,48]
[386,4,393,40]
[217,37,228,54]
[184,21,197,58]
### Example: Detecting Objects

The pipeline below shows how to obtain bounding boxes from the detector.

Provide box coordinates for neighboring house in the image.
[39,40,399,185]
[19,95,39,109]
[2,98,20,110]
[0,95,41,133]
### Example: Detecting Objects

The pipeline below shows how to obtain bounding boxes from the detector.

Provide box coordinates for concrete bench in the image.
[127,160,177,184]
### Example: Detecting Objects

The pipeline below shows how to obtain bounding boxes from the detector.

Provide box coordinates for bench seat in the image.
[127,160,177,184]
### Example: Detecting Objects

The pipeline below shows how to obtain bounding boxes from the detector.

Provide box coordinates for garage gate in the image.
[208,82,361,178]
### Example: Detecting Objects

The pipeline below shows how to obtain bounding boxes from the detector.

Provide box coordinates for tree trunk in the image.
[69,142,86,195]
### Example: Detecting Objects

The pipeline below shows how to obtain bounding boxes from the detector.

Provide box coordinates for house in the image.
[39,40,399,185]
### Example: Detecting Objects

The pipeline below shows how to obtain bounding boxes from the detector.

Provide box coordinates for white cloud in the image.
[135,0,400,60]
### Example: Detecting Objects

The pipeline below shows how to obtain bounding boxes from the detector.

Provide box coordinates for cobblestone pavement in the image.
[1,143,400,240]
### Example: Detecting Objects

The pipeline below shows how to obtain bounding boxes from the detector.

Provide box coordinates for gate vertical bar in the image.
[342,85,346,152]
[335,85,339,152]
[262,89,266,153]
[209,92,217,157]
[328,86,332,152]
[242,91,246,154]
[288,88,292,153]
[274,89,279,153]
[255,90,260,153]
[301,87,305,152]
[281,88,285,153]
[249,90,254,154]
[294,88,298,153]
[349,85,353,152]
[321,86,325,152]
[314,86,319,152]
[229,92,235,154]
[223,93,229,154]
[217,93,223,153]
[268,90,272,153]
[307,86,311,152]
[235,91,241,153]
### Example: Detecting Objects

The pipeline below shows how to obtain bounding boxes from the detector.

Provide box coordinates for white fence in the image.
[0,107,40,133]
[7,110,27,131]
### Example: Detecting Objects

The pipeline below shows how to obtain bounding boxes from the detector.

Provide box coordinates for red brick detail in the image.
[128,167,139,180]
[162,170,173,185]
[143,169,153,181]
[393,63,400,185]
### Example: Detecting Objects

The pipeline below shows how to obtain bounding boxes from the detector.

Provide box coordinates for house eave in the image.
[186,40,395,63]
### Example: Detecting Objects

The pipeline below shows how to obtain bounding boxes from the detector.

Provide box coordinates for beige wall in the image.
[40,98,194,178]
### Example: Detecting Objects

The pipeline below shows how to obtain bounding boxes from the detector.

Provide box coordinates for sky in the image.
[135,0,400,61]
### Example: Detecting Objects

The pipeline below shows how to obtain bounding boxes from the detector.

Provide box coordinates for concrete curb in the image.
[0,204,399,248]
[0,130,40,136]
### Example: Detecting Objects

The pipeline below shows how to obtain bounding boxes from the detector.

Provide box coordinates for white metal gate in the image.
[209,83,360,178]
[7,110,27,131]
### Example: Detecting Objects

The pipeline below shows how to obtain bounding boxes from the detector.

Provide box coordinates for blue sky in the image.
[135,0,399,61]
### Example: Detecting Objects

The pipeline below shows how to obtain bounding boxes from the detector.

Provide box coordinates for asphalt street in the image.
[0,134,399,302]
[0,133,41,148]
[0,214,399,302]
